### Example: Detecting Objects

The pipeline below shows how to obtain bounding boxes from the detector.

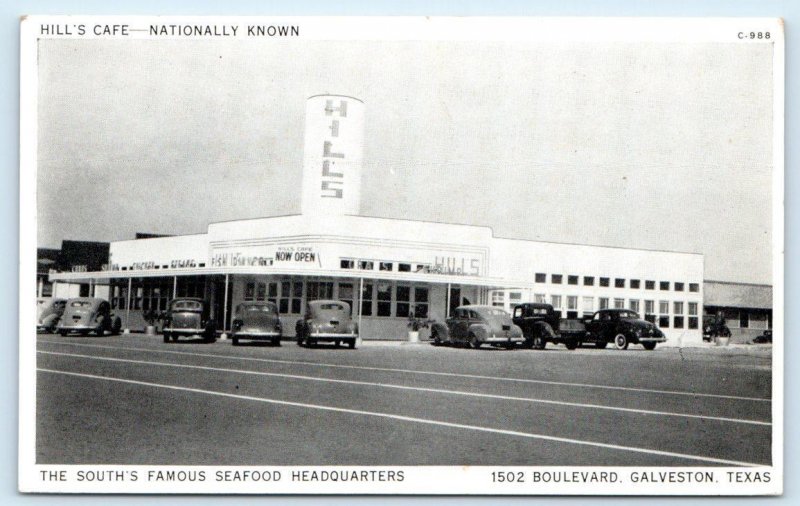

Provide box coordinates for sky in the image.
[36,38,774,284]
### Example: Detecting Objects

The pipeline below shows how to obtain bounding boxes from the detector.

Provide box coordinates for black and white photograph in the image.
[19,16,783,495]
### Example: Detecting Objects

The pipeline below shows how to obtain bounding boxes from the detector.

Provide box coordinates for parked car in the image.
[753,329,772,344]
[231,301,282,346]
[703,314,731,341]
[583,309,666,350]
[430,305,524,349]
[37,297,66,333]
[56,297,121,336]
[295,300,358,349]
[162,298,217,343]
[511,303,581,350]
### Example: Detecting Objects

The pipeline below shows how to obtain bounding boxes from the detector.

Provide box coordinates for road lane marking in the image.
[37,340,772,402]
[38,350,771,426]
[37,367,766,467]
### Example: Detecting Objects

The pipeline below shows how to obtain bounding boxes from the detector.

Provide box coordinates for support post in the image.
[446,283,451,318]
[358,277,363,346]
[124,277,132,333]
[89,278,94,297]
[223,274,229,334]
[173,276,178,298]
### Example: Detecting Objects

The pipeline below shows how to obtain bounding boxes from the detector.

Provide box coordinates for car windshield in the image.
[243,304,275,313]
[319,303,344,311]
[475,307,509,317]
[172,300,202,311]
[70,301,91,308]
[617,310,640,319]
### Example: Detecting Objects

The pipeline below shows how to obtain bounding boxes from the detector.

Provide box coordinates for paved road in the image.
[35,334,772,466]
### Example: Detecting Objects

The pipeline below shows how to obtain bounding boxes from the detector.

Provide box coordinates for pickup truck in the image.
[512,304,666,350]
[511,303,582,350]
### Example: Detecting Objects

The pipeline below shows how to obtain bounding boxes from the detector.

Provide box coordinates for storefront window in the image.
[279,280,303,314]
[306,281,333,301]
[245,282,255,301]
[338,283,354,313]
[256,282,267,301]
[361,283,373,316]
[376,283,391,317]
[674,301,684,315]
[566,296,578,318]
[644,300,655,323]
[599,297,609,310]
[414,287,429,318]
[582,296,594,315]
[396,285,411,317]
[659,300,669,328]
[674,316,684,328]
[268,282,278,304]
[491,291,504,308]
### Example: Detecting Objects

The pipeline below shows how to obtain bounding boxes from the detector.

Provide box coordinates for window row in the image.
[532,273,698,292]
[339,258,426,273]
[243,279,429,318]
[110,277,205,311]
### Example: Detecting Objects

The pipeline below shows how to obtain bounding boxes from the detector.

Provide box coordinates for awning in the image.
[48,266,534,291]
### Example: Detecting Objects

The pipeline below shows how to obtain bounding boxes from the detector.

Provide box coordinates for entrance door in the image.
[211,276,232,331]
[449,287,461,318]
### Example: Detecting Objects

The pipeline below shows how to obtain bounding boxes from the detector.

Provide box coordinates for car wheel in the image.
[564,338,578,350]
[111,317,122,335]
[272,338,281,347]
[297,336,304,346]
[532,334,546,350]
[162,332,170,343]
[58,330,68,337]
[614,333,629,350]
[469,334,481,349]
[348,339,356,349]
[432,331,442,346]
[232,336,239,346]
[334,340,341,348]
[642,342,657,351]
[595,341,608,349]
[172,334,179,342]
[47,320,59,333]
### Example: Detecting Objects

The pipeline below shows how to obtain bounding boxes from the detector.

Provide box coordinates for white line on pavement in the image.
[37,367,766,467]
[37,339,772,403]
[38,350,771,427]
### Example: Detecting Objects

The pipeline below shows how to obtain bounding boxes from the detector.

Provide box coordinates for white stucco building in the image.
[49,94,705,345]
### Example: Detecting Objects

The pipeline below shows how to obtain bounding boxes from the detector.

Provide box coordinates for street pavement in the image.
[35,334,772,466]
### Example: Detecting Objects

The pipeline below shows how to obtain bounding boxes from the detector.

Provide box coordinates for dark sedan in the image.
[162,298,217,343]
[231,301,282,346]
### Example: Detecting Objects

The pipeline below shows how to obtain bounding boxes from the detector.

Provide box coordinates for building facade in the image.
[47,94,707,345]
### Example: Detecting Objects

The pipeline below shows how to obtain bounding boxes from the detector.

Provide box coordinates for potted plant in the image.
[143,308,163,336]
[407,312,433,343]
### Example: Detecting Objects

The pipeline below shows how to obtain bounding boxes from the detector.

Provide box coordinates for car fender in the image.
[531,321,555,339]
[468,323,490,339]
[430,322,450,341]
